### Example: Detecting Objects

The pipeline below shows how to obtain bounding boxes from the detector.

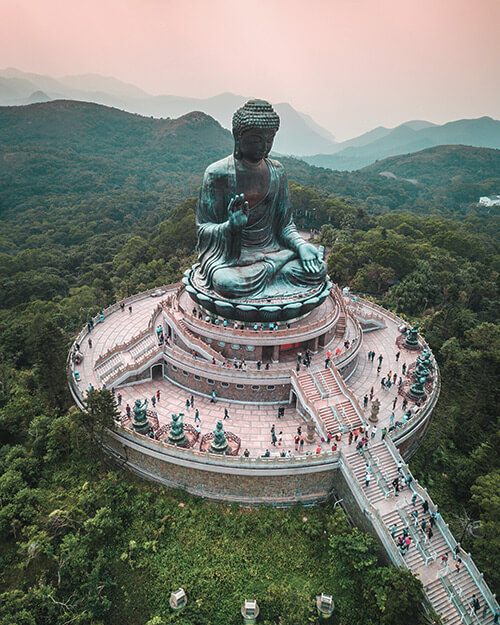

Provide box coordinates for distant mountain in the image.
[303,117,500,171]
[362,144,500,188]
[0,69,337,156]
[1,101,498,230]
[27,90,51,104]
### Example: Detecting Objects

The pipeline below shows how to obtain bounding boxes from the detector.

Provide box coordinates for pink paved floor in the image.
[73,290,427,457]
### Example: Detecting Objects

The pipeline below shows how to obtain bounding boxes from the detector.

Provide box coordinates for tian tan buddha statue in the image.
[186,99,330,321]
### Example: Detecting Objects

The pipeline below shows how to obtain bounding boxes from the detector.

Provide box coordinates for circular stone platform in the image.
[67,282,440,505]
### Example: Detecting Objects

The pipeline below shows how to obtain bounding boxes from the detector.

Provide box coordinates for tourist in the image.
[405,474,413,488]
[316,445,322,454]
[422,499,429,514]
[126,404,131,418]
[265,363,270,370]
[371,426,377,439]
[392,477,400,495]
[381,427,387,440]
[120,302,125,312]
[365,472,371,487]
[151,395,156,407]
[211,390,217,403]
[363,394,368,408]
[117,393,122,405]
[353,429,359,442]
[348,431,353,445]
[393,373,397,384]
[378,354,383,364]
[195,424,201,435]
[194,409,200,423]
[381,377,386,389]
[376,364,381,375]
[256,360,262,370]
[440,552,449,567]
[243,448,250,457]
[390,523,397,538]
[455,558,462,573]
[185,399,190,412]
[471,595,480,614]
[129,305,132,314]
[369,387,374,400]
[385,378,391,390]
[390,412,395,426]
[278,431,283,446]
[299,438,305,452]
[224,408,229,420]
[262,449,270,458]
[190,395,194,407]
[88,338,92,348]
[297,426,302,436]
[156,389,161,402]
[421,519,427,532]
[324,356,331,368]
[427,526,434,540]
[392,397,397,410]
[395,351,400,361]
[331,442,337,452]
[405,536,412,551]
[294,435,300,451]
[402,363,407,375]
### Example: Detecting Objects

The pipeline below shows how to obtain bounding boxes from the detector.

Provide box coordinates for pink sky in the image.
[2,0,499,139]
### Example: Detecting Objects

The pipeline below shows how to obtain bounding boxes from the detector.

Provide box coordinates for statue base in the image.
[183,266,332,323]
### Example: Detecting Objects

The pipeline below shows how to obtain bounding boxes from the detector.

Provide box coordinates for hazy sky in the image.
[2,0,499,140]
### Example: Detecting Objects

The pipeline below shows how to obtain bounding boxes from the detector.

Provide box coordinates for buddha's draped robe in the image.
[195,155,326,299]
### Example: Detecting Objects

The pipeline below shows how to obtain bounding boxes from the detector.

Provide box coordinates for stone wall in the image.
[164,359,291,403]
[104,427,341,505]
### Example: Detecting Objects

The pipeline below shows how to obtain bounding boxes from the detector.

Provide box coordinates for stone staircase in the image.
[342,440,498,624]
[335,312,346,337]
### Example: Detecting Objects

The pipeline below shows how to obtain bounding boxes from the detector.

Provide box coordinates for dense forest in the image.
[0,101,498,624]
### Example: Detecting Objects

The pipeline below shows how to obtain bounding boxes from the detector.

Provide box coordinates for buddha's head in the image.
[232,99,280,162]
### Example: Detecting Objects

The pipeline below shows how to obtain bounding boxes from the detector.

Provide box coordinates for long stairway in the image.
[342,440,497,624]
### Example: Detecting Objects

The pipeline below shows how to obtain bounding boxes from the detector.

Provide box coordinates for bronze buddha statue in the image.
[186,99,329,321]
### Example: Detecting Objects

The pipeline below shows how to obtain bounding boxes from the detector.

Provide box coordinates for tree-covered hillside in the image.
[0,100,498,623]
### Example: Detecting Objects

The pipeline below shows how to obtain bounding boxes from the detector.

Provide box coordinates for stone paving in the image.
[72,289,425,457]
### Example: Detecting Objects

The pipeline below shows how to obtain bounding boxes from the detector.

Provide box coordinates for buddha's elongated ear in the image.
[234,137,242,160]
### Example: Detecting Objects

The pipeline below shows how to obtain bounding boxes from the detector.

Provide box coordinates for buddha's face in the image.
[238,129,276,163]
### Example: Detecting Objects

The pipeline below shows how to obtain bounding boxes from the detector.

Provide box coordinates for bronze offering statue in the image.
[185,99,330,322]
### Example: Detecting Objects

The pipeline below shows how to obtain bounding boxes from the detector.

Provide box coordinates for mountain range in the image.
[0,68,337,156]
[2,69,499,170]
[303,117,500,170]
[1,100,498,226]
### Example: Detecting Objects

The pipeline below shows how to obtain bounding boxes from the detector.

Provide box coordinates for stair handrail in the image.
[339,453,407,569]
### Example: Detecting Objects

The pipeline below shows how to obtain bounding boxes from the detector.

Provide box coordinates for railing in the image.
[163,345,291,385]
[290,371,328,441]
[440,576,479,625]
[328,363,365,425]
[383,439,500,617]
[397,503,437,566]
[339,454,406,568]
[110,424,341,468]
[164,307,223,364]
[360,447,392,499]
[94,328,151,368]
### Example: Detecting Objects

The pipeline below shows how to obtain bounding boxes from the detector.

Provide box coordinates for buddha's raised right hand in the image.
[228,193,249,232]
